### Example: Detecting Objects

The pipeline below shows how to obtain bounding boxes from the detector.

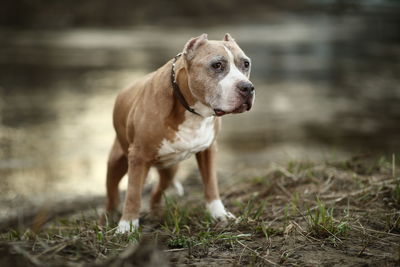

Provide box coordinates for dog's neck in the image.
[171,57,216,118]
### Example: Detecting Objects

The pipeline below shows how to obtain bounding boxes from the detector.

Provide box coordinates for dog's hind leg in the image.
[104,138,128,218]
[150,164,179,211]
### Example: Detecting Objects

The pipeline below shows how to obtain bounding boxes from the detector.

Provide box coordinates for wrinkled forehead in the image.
[194,40,248,63]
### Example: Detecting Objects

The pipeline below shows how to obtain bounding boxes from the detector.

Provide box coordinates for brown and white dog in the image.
[103,33,255,233]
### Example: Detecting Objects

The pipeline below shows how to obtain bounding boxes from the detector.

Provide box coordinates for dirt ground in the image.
[1,155,399,266]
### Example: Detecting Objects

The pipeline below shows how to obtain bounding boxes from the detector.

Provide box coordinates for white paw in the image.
[206,199,236,221]
[173,180,184,196]
[115,219,139,234]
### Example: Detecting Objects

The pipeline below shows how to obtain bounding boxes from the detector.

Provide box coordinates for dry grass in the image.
[1,155,400,266]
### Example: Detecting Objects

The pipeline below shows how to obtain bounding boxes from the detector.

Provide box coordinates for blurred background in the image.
[0,0,399,223]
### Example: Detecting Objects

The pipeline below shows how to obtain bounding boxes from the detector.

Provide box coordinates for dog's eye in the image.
[244,60,250,69]
[212,62,223,71]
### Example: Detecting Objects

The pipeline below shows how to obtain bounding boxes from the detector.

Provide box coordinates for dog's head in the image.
[182,33,254,116]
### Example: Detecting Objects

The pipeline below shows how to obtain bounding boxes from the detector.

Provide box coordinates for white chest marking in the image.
[157,103,215,167]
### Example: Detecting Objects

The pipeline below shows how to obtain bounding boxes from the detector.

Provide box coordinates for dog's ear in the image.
[223,33,235,42]
[183,33,208,60]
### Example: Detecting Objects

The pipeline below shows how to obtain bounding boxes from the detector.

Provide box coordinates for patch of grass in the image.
[0,212,142,263]
[238,195,268,222]
[167,234,192,248]
[331,155,388,175]
[162,196,191,234]
[287,161,315,174]
[250,175,271,186]
[162,196,241,251]
[255,222,283,239]
[1,157,400,266]
[289,192,301,216]
[306,199,349,240]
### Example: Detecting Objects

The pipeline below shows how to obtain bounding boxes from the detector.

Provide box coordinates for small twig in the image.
[392,153,396,178]
[320,175,334,194]
[342,221,400,247]
[319,224,343,244]
[388,215,400,233]
[238,247,246,265]
[358,241,369,257]
[279,244,307,261]
[236,239,279,266]
[321,183,394,204]
[290,221,319,243]
[277,182,293,198]
[351,224,400,238]
[270,163,298,181]
[37,242,68,257]
[164,248,187,252]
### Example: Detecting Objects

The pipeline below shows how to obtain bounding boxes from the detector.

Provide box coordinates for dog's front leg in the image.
[116,149,150,233]
[196,142,235,221]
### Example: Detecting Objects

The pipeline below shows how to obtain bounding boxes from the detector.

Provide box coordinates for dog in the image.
[103,33,255,233]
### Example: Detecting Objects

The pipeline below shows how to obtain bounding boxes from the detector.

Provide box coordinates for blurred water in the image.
[0,14,399,219]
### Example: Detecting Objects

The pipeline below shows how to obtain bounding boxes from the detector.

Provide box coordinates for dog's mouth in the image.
[214,102,251,117]
[214,95,254,117]
[214,109,227,116]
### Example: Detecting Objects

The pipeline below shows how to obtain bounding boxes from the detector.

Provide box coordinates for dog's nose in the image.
[238,82,255,97]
